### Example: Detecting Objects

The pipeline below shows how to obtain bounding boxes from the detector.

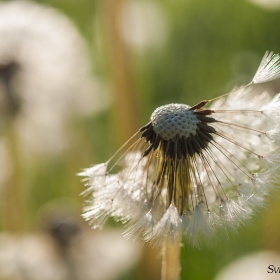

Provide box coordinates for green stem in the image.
[162,237,181,280]
[3,122,25,231]
[103,0,139,143]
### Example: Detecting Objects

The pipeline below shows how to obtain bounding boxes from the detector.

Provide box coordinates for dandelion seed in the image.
[253,51,280,84]
[80,51,280,247]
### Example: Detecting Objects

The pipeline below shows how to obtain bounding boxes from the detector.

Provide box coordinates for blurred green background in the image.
[1,0,280,279]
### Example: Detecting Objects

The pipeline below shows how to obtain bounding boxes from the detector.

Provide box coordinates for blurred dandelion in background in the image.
[214,251,280,280]
[248,0,280,11]
[80,51,280,278]
[0,0,110,231]
[0,0,107,157]
[0,200,140,280]
[119,0,168,51]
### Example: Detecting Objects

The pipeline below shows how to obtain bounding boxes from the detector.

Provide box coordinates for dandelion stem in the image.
[3,121,26,231]
[161,237,181,280]
[104,0,139,143]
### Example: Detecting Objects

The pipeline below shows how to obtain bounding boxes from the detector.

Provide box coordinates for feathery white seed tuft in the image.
[253,51,280,84]
[220,199,249,226]
[146,203,182,246]
[79,163,108,195]
[123,211,153,242]
[187,206,213,248]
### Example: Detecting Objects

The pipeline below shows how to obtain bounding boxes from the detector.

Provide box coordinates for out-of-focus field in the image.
[1,0,280,279]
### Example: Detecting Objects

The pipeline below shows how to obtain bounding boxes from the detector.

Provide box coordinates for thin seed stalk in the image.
[161,236,181,280]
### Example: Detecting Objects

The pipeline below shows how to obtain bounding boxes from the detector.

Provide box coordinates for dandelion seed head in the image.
[151,103,200,141]
[80,51,280,248]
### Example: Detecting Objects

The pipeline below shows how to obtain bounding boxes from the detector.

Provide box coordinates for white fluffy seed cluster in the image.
[151,103,200,141]
[80,51,280,249]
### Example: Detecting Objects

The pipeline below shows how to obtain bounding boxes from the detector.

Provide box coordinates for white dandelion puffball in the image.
[0,230,140,280]
[215,251,280,280]
[248,0,280,11]
[120,0,168,50]
[0,0,107,156]
[80,51,280,248]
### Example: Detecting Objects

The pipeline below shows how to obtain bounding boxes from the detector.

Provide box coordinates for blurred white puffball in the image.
[120,0,169,50]
[0,229,140,280]
[0,0,109,156]
[248,0,280,10]
[215,251,280,280]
